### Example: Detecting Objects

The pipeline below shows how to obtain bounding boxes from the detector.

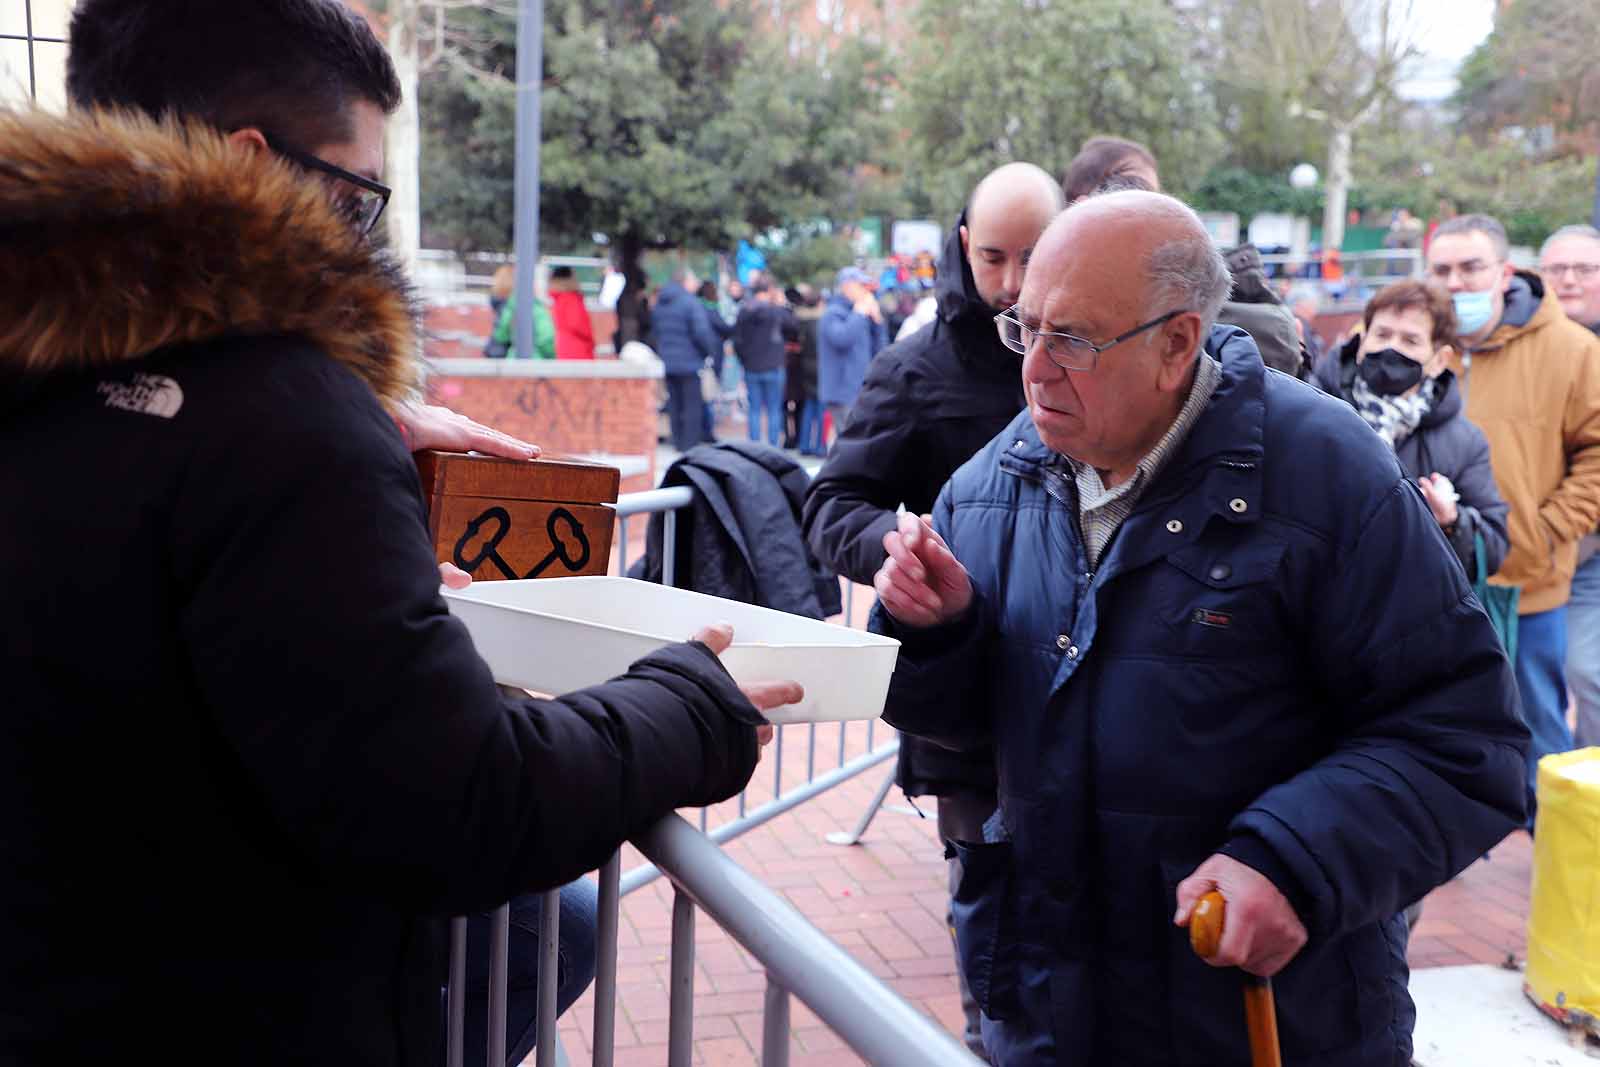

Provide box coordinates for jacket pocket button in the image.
[1166,519,1183,534]
[1209,563,1232,581]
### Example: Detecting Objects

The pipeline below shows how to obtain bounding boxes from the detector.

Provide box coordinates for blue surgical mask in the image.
[1453,290,1495,334]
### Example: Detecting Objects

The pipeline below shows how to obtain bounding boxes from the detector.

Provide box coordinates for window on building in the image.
[1,0,73,111]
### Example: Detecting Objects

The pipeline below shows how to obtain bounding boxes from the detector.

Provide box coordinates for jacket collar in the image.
[0,107,421,408]
[1473,270,1562,352]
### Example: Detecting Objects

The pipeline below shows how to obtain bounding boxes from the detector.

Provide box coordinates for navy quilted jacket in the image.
[873,327,1526,1066]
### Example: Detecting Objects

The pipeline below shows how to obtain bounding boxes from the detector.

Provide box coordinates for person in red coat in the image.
[549,265,596,359]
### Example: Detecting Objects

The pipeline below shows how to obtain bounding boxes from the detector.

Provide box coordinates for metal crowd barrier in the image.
[446,482,964,1067]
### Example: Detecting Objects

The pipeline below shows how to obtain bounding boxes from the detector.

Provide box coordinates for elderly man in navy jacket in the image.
[870,190,1527,1066]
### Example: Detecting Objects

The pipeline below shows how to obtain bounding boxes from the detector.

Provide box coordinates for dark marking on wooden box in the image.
[415,451,620,581]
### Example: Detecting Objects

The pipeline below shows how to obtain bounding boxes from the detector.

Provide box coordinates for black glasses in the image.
[266,137,391,236]
[995,306,1185,371]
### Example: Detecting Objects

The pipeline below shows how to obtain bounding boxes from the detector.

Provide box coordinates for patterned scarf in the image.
[1352,375,1436,447]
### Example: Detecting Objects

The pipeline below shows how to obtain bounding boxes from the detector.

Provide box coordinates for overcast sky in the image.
[1396,0,1496,101]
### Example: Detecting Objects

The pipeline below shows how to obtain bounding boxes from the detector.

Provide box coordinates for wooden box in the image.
[415,451,620,581]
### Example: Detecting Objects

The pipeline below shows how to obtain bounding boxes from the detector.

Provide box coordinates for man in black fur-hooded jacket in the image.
[0,3,790,1063]
[802,162,1063,1060]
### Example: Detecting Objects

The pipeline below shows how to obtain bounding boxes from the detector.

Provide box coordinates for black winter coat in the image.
[802,213,1022,796]
[732,300,793,373]
[1317,338,1510,577]
[0,109,763,1066]
[633,441,843,618]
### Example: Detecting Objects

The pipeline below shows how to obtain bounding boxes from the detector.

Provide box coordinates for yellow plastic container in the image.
[1524,747,1600,1034]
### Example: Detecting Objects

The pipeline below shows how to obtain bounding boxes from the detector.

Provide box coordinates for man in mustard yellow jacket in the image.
[1428,214,1600,827]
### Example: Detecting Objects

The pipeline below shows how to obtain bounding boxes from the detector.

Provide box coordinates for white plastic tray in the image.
[443,576,901,724]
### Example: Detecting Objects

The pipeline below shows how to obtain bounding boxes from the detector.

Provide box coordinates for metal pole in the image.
[593,854,621,1067]
[663,509,677,588]
[635,816,984,1066]
[772,724,784,797]
[447,917,468,1067]
[668,891,696,1067]
[534,887,561,1066]
[488,903,511,1067]
[825,763,899,847]
[763,974,791,1067]
[620,741,899,896]
[512,0,544,363]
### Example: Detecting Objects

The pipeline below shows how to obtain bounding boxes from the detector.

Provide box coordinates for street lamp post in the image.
[512,0,545,364]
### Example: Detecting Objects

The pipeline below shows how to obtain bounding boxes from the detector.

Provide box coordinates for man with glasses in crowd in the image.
[1539,225,1600,752]
[0,2,799,1063]
[1428,215,1600,826]
[870,190,1526,1065]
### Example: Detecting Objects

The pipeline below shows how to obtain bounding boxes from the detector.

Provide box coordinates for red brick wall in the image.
[428,374,658,488]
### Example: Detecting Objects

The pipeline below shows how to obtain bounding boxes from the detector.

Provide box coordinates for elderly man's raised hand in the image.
[1174,854,1308,978]
[875,512,973,629]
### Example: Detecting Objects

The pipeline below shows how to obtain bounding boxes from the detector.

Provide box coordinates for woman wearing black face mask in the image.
[1316,280,1510,577]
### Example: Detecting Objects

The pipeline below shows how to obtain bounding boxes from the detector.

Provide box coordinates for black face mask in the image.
[1358,347,1426,396]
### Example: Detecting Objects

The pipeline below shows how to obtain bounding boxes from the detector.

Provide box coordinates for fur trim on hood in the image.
[0,107,421,406]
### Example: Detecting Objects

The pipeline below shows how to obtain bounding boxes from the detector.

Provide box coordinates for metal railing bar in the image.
[634,815,983,1066]
[619,740,898,896]
[772,725,784,796]
[488,903,510,1067]
[763,975,791,1067]
[448,917,468,1067]
[667,891,696,1067]
[613,486,694,519]
[662,510,677,588]
[592,854,621,1067]
[534,887,561,1067]
[824,763,900,848]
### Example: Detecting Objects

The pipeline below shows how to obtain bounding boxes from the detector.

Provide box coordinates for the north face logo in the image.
[98,373,184,419]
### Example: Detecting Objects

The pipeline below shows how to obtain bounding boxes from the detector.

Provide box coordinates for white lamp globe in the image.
[1289,163,1319,190]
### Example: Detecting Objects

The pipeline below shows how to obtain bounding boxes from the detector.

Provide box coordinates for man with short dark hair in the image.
[874,191,1525,1065]
[1059,135,1159,202]
[1429,213,1600,823]
[0,2,795,1062]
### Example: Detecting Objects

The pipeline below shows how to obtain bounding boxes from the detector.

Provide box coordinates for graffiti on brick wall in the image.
[428,376,656,458]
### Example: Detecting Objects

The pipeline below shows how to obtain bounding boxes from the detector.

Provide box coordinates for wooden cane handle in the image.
[1189,890,1226,959]
[1188,891,1285,1067]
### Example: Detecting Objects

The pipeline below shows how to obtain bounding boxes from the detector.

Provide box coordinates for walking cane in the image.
[1188,890,1284,1067]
